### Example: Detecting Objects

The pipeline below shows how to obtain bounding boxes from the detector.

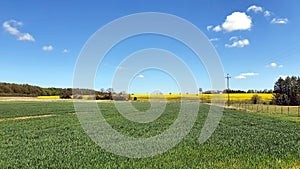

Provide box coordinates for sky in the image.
[1,0,300,94]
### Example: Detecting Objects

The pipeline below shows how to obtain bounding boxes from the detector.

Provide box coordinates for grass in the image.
[229,103,300,122]
[0,101,299,168]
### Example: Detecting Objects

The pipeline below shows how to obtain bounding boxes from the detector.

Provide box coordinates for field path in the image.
[0,114,58,122]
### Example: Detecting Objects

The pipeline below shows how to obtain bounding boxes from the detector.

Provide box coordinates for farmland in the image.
[131,93,273,103]
[0,101,299,168]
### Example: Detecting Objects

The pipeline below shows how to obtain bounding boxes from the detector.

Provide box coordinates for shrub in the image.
[251,94,261,104]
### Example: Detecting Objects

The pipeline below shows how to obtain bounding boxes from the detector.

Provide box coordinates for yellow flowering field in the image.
[130,93,274,103]
[37,96,61,99]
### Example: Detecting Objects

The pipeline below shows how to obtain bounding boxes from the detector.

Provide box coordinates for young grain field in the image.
[0,101,299,168]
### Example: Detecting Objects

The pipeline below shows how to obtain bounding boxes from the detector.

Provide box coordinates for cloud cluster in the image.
[235,72,258,79]
[3,20,35,41]
[208,5,289,33]
[225,37,250,48]
[3,19,70,53]
[207,5,288,50]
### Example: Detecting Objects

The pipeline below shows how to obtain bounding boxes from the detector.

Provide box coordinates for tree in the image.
[199,88,203,94]
[251,94,261,104]
[273,76,300,105]
[247,89,255,93]
[106,88,114,100]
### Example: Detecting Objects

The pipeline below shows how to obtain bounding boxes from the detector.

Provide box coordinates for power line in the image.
[225,73,231,107]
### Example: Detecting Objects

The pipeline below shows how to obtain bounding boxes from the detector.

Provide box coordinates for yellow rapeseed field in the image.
[130,93,273,103]
[37,96,60,99]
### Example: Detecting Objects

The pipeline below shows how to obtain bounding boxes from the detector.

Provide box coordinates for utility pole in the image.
[225,73,231,107]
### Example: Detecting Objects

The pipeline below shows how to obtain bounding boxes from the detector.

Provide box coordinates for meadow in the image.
[0,101,299,168]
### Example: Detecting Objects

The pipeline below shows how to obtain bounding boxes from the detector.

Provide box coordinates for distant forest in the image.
[0,82,97,97]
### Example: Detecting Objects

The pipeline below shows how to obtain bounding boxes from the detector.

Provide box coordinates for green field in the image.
[0,101,299,168]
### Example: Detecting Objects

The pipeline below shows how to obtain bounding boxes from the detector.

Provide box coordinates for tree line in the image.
[203,89,273,94]
[273,76,300,105]
[2,76,300,105]
[0,82,98,97]
[0,82,130,100]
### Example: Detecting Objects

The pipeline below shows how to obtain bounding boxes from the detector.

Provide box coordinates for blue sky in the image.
[1,0,299,93]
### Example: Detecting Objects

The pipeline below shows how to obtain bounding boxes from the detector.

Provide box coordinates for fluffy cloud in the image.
[136,74,144,78]
[3,20,35,41]
[222,12,252,32]
[270,62,277,67]
[271,18,288,24]
[235,72,258,79]
[212,25,222,32]
[42,45,54,51]
[247,5,263,13]
[225,38,250,48]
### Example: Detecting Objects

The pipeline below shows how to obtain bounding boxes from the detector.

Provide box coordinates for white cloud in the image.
[3,20,20,35]
[235,75,246,79]
[18,33,35,41]
[264,10,272,17]
[241,72,259,76]
[229,36,238,41]
[222,12,252,32]
[235,72,259,79]
[136,74,144,78]
[3,20,35,41]
[63,49,69,53]
[212,25,222,32]
[247,5,263,13]
[206,25,213,31]
[268,62,283,68]
[271,18,288,24]
[270,62,277,67]
[209,38,219,42]
[42,45,54,51]
[225,39,250,48]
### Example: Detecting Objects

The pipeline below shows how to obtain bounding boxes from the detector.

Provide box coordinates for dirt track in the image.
[0,114,57,122]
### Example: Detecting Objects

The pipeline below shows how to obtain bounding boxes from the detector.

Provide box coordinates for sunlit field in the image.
[0,101,299,168]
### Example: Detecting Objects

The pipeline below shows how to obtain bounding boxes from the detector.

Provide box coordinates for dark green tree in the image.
[273,76,300,105]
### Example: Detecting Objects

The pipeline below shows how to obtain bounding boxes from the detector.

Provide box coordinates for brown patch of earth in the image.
[0,114,57,122]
